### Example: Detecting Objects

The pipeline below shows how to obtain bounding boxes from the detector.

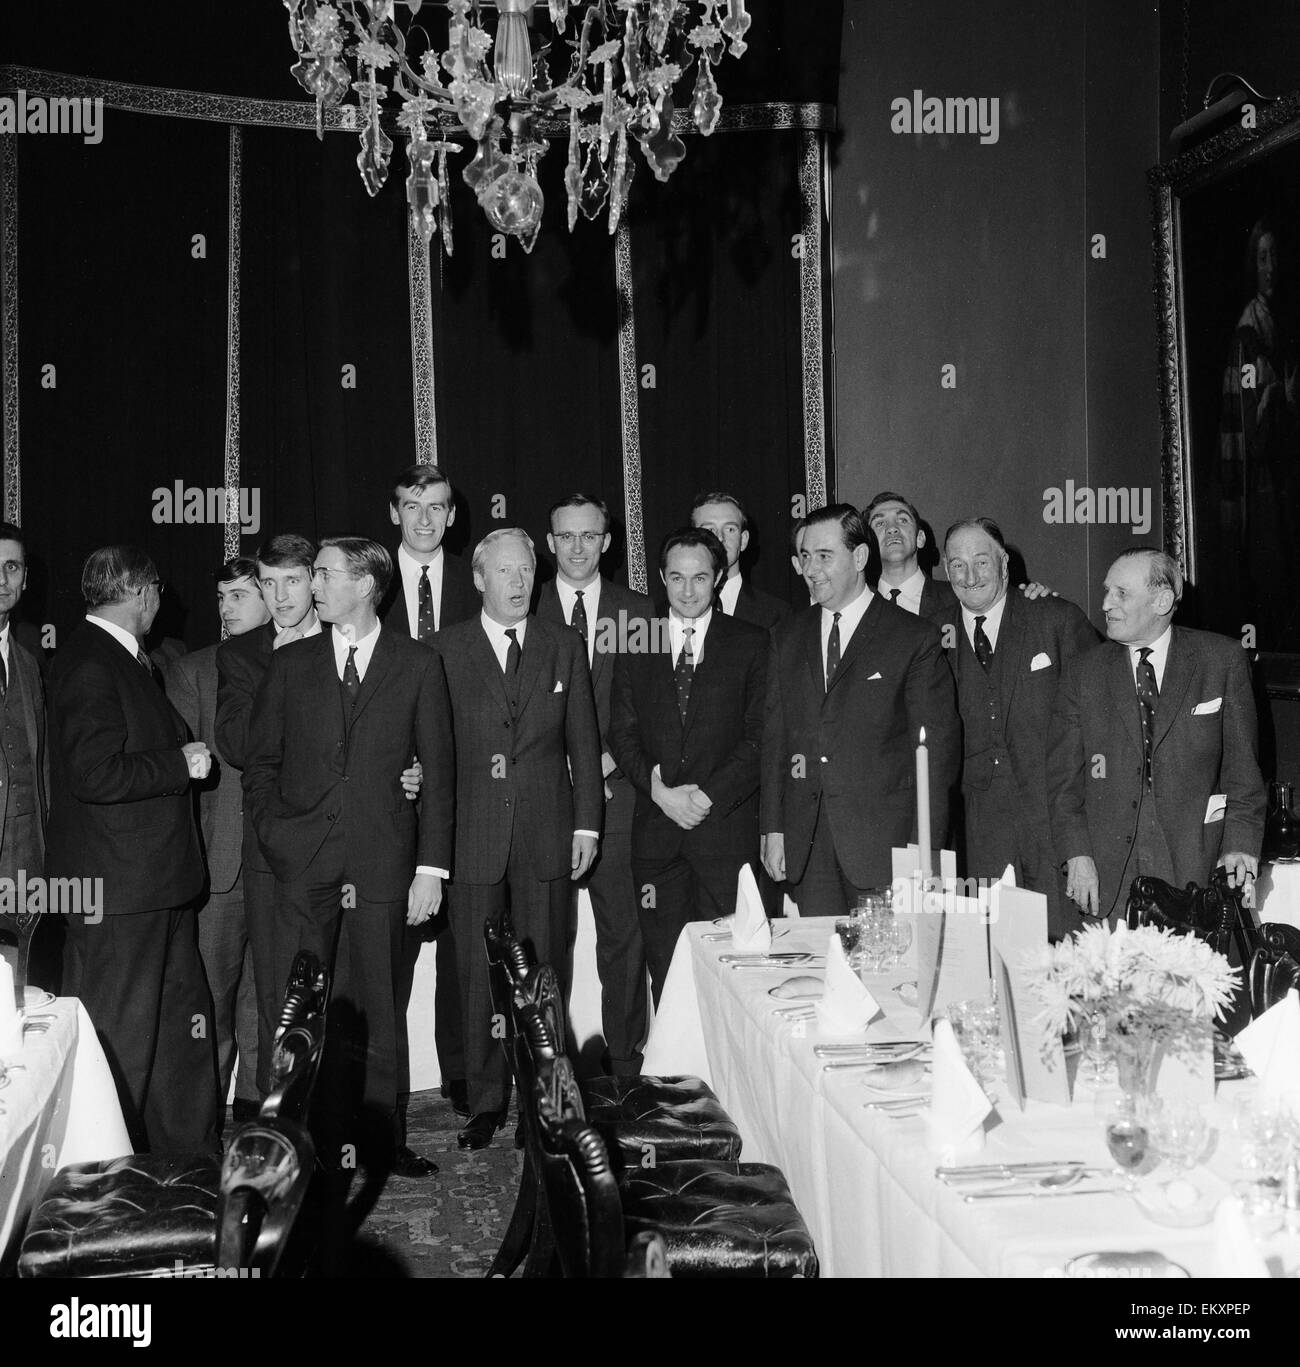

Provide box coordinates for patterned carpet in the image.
[331,1089,522,1278]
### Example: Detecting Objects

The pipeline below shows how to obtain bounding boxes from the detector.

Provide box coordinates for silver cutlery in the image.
[962,1181,1122,1202]
[720,952,816,966]
[813,1043,927,1060]
[936,1160,1087,1180]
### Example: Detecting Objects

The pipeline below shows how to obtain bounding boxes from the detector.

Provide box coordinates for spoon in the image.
[962,1169,1116,1201]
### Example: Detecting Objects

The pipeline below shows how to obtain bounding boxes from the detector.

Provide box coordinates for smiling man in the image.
[761,505,959,916]
[1048,547,1265,923]
[690,491,790,628]
[433,528,602,1149]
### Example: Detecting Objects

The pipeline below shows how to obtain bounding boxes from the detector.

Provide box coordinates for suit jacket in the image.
[761,596,960,888]
[0,632,49,866]
[433,614,603,885]
[243,628,454,899]
[165,644,243,895]
[1047,626,1266,920]
[215,621,277,875]
[732,578,791,631]
[46,621,203,913]
[380,548,478,634]
[919,576,958,624]
[536,576,655,839]
[609,612,766,867]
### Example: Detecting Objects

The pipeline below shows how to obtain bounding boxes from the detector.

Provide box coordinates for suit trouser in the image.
[196,877,260,1106]
[455,841,573,1116]
[584,826,648,1070]
[275,827,406,1162]
[63,906,220,1154]
[791,801,874,919]
[245,865,285,1099]
[632,843,735,1006]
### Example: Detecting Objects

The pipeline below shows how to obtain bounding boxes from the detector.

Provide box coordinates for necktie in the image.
[973,615,993,672]
[417,564,435,643]
[135,648,158,685]
[889,588,901,603]
[343,645,361,704]
[504,627,521,679]
[825,611,842,690]
[571,589,588,644]
[0,647,8,699]
[1136,646,1158,788]
[675,626,695,722]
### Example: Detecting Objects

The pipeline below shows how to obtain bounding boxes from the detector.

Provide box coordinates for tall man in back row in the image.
[761,505,960,915]
[691,492,790,629]
[1048,547,1265,923]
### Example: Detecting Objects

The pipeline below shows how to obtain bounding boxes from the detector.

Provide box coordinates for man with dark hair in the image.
[864,491,956,623]
[0,522,50,990]
[383,462,477,1129]
[47,546,218,1152]
[165,556,271,1128]
[691,491,790,629]
[938,518,1098,940]
[434,527,603,1149]
[762,505,960,916]
[243,535,454,1171]
[610,527,767,999]
[1049,547,1265,923]
[537,493,654,1074]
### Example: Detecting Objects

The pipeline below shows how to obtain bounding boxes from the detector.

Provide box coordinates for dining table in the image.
[642,916,1294,1279]
[0,996,132,1271]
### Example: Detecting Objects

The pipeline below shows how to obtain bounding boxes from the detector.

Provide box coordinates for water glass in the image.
[1147,1097,1209,1175]
[949,998,1002,1089]
[1096,1089,1151,1189]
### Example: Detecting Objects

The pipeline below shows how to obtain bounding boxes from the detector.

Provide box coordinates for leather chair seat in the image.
[619,1159,819,1278]
[580,1075,742,1166]
[20,1155,220,1278]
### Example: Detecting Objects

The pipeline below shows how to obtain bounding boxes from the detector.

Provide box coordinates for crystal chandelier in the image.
[284,0,753,254]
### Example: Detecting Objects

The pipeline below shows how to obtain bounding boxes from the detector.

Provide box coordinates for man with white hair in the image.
[433,528,603,1149]
[1048,547,1265,923]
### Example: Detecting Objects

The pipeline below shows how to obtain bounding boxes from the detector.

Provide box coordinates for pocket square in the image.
[1030,652,1052,671]
[1205,793,1227,824]
[1192,697,1222,715]
[553,681,564,693]
[867,672,883,681]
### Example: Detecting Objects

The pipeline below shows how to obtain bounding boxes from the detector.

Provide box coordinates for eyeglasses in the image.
[139,579,164,597]
[552,531,604,547]
[311,567,357,584]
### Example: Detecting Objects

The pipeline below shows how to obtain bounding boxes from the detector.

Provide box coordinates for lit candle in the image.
[916,726,932,885]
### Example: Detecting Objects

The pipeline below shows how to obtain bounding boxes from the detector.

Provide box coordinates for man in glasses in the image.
[536,494,655,1076]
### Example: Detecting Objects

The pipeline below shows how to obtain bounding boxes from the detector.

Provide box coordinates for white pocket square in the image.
[867,672,883,681]
[553,681,564,693]
[1030,652,1052,671]
[1192,697,1222,715]
[1205,793,1227,824]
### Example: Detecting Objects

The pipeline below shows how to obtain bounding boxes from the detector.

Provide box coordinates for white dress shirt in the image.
[879,567,926,615]
[398,543,445,637]
[275,612,322,642]
[820,584,873,684]
[961,589,1009,654]
[86,614,144,659]
[669,606,711,668]
[555,574,601,667]
[1129,625,1172,691]
[717,574,742,617]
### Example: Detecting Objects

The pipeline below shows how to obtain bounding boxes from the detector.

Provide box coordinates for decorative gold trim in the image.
[407,223,438,467]
[798,131,827,512]
[0,134,17,524]
[223,125,243,564]
[614,221,647,596]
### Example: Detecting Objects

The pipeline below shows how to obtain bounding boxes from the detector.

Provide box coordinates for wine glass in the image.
[1097,1090,1150,1189]
[1147,1097,1209,1176]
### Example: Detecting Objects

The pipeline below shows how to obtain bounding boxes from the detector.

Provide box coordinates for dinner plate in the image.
[1130,1176,1216,1228]
[23,986,54,1008]
[857,1060,927,1090]
[767,978,824,1003]
[713,917,787,940]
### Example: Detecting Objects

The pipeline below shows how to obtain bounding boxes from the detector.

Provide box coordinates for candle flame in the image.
[918,726,926,744]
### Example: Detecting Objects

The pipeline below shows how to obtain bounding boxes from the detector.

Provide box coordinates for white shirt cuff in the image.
[415,865,448,879]
[574,831,600,840]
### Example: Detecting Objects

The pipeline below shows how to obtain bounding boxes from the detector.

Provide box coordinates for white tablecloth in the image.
[0,997,131,1267]
[644,918,1262,1279]
[1256,860,1300,931]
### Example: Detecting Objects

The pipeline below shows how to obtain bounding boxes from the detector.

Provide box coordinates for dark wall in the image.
[831,0,1162,620]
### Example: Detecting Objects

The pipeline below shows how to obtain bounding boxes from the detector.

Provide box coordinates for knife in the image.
[962,1185,1121,1202]
[936,1161,1086,1179]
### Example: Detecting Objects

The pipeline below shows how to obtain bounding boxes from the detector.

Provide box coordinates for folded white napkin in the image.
[1236,993,1300,1112]
[0,957,21,1055]
[730,863,771,953]
[924,1017,991,1158]
[1211,1197,1270,1278]
[814,933,881,1036]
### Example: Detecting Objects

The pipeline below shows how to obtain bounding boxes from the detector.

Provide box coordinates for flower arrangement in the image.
[1027,922,1240,1081]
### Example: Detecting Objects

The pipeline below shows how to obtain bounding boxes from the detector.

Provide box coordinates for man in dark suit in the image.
[610,528,767,999]
[381,463,477,1126]
[0,523,50,988]
[761,505,961,917]
[537,493,654,1074]
[864,491,957,623]
[691,492,790,629]
[1048,548,1265,923]
[243,537,454,1168]
[434,528,603,1149]
[47,546,217,1153]
[938,518,1099,940]
[165,556,270,1127]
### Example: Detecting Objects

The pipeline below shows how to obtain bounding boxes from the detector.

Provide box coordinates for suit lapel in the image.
[804,608,825,693]
[349,629,395,726]
[12,646,40,773]
[469,623,515,723]
[996,593,1027,711]
[536,581,562,626]
[1152,628,1195,751]
[1106,643,1143,753]
[825,594,882,698]
[514,618,547,717]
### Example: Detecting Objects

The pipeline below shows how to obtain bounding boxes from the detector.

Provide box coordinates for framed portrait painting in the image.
[1151,89,1300,697]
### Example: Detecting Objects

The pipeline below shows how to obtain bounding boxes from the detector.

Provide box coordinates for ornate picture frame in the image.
[1150,88,1300,699]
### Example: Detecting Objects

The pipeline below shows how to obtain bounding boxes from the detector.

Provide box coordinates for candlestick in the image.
[916,726,932,884]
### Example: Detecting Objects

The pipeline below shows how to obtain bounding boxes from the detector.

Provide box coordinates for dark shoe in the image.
[440,1078,470,1119]
[392,1144,440,1178]
[231,1097,261,1124]
[457,1111,506,1150]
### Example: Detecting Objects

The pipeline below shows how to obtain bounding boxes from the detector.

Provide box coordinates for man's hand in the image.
[407,871,443,927]
[762,832,786,883]
[1064,855,1100,916]
[272,627,301,650]
[400,759,423,801]
[688,789,713,816]
[571,832,599,880]
[1219,852,1259,908]
[1019,582,1059,600]
[653,774,708,830]
[181,740,212,781]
